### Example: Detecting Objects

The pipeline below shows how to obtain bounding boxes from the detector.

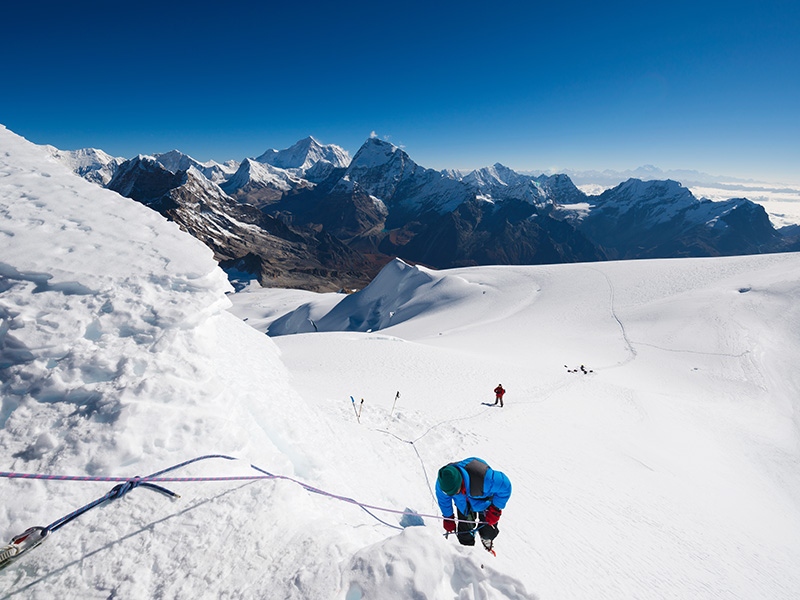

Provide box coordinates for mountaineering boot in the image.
[481,538,496,556]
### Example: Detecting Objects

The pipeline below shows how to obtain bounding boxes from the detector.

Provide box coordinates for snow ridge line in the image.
[628,341,751,358]
[586,266,752,361]
[585,266,637,366]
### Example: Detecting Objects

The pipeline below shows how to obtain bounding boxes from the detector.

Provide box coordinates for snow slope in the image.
[234,254,800,600]
[3,123,800,599]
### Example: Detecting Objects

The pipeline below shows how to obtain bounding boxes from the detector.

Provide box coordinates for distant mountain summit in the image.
[453,163,586,208]
[153,149,237,183]
[44,146,126,185]
[221,158,312,206]
[106,155,186,204]
[256,136,350,183]
[576,179,782,258]
[341,137,472,219]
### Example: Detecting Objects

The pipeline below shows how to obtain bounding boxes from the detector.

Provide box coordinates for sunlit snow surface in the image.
[3,124,800,599]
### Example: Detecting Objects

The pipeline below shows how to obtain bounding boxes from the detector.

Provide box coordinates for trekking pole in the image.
[390,391,400,417]
[357,398,364,420]
[350,396,361,423]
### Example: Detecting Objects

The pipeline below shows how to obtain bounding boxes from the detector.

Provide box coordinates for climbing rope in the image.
[0,454,455,571]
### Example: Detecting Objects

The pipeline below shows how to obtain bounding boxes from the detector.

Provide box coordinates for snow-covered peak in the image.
[593,178,699,219]
[182,164,230,197]
[106,154,182,199]
[339,139,474,214]
[585,177,776,243]
[349,137,406,170]
[153,149,196,172]
[222,157,308,193]
[45,146,118,170]
[153,149,238,184]
[461,163,524,188]
[269,258,439,334]
[453,163,557,207]
[45,145,126,185]
[615,177,691,198]
[255,136,350,171]
[342,138,414,195]
[152,149,232,176]
[441,168,469,180]
[536,173,586,204]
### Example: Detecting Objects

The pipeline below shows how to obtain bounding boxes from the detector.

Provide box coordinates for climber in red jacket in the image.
[493,384,505,407]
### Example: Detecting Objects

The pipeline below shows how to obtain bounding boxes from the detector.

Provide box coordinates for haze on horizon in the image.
[1,0,797,184]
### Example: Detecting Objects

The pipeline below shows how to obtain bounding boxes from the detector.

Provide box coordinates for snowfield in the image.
[2,124,800,599]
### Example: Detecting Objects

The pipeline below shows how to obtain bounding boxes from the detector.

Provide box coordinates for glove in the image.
[443,516,456,533]
[484,505,502,526]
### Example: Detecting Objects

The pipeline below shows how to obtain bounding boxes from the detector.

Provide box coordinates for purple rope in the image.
[0,456,447,525]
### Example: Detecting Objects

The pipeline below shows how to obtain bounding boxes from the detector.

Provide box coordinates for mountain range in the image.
[49,134,800,291]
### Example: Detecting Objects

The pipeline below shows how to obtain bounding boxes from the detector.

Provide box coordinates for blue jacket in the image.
[436,457,512,517]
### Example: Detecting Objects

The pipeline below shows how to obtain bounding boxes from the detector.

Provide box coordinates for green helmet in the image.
[437,465,463,496]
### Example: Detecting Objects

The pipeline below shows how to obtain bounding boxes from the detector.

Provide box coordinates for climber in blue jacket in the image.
[435,457,511,553]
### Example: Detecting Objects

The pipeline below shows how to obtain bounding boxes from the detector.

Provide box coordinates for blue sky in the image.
[1,0,797,182]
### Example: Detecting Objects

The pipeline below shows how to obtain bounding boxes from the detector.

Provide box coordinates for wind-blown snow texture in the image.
[3,123,800,599]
